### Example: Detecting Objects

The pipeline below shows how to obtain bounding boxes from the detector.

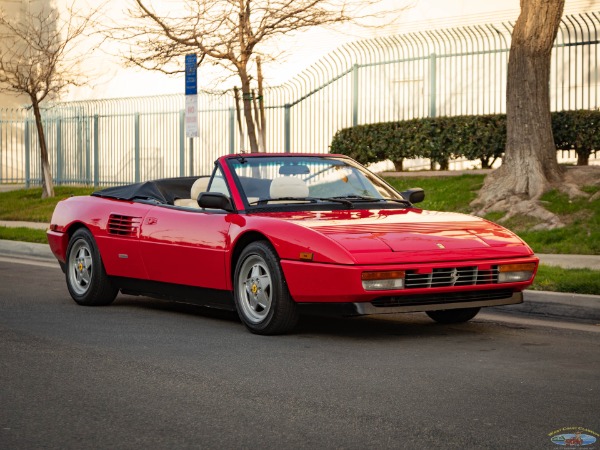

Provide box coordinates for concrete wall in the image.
[0,0,47,108]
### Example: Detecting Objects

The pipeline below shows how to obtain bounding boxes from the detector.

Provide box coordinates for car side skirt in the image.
[111,277,236,311]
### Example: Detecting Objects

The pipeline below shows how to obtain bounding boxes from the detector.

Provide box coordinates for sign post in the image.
[185,54,198,175]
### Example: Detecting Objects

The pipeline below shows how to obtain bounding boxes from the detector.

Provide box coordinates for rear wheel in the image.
[66,228,118,306]
[234,241,298,335]
[426,307,480,324]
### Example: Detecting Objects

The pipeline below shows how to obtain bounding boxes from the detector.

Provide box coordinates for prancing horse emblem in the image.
[449,268,459,285]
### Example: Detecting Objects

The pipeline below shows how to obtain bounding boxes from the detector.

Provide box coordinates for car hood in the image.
[256,208,533,263]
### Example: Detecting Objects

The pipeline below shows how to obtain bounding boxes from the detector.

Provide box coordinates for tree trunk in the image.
[252,89,264,152]
[233,87,245,152]
[393,159,404,171]
[473,0,564,211]
[239,69,259,153]
[257,57,266,152]
[576,152,589,166]
[31,99,54,198]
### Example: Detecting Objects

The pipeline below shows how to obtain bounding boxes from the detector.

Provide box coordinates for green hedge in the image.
[553,110,600,165]
[330,110,598,169]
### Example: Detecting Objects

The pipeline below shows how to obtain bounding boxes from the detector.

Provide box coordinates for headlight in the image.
[497,263,536,283]
[362,271,405,290]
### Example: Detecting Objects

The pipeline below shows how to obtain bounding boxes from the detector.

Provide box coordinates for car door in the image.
[139,206,232,290]
[138,167,234,290]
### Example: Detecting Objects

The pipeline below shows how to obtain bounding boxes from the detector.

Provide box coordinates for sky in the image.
[17,0,600,101]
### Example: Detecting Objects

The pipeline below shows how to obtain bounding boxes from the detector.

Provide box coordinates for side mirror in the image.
[197,192,235,212]
[401,188,425,204]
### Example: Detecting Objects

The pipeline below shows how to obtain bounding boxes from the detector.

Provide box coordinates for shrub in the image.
[330,110,599,169]
[553,110,600,165]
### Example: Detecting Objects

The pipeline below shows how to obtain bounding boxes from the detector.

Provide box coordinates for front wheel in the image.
[234,241,298,335]
[65,228,118,306]
[426,307,481,324]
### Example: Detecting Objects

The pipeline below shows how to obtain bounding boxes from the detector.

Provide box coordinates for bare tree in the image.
[471,0,586,228]
[0,2,97,198]
[113,0,405,153]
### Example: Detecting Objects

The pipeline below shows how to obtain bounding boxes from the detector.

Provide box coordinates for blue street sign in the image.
[185,54,197,95]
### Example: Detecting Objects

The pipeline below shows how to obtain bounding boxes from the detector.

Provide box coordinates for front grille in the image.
[405,266,498,289]
[371,289,514,308]
[108,214,141,237]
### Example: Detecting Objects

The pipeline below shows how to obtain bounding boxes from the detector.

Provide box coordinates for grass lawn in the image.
[0,186,94,222]
[0,226,48,244]
[386,174,486,214]
[531,265,600,295]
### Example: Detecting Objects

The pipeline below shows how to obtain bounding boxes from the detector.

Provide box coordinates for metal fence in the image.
[1,11,598,186]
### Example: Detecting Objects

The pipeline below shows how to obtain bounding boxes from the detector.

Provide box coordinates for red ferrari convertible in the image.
[48,154,538,334]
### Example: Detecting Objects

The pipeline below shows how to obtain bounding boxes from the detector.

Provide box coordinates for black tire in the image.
[233,241,299,335]
[426,307,480,324]
[65,228,118,306]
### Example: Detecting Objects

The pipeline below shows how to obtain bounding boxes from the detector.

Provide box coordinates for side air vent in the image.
[108,214,142,237]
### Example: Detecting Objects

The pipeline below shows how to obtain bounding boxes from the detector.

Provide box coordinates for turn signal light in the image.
[361,270,405,291]
[498,263,536,283]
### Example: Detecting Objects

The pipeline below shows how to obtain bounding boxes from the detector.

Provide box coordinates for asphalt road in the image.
[1,259,599,450]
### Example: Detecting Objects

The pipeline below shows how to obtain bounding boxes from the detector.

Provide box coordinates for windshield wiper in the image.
[332,195,380,202]
[331,195,412,206]
[248,196,411,208]
[248,197,353,207]
[381,197,413,206]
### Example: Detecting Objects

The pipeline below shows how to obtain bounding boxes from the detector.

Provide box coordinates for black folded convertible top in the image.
[92,176,201,205]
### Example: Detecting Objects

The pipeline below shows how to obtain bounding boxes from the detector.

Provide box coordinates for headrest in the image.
[269,176,309,199]
[191,177,210,200]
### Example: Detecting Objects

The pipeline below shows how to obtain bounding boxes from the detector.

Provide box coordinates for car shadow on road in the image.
[112,295,241,322]
[295,313,497,340]
[111,294,497,340]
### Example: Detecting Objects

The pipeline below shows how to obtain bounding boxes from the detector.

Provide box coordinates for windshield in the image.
[227,155,404,207]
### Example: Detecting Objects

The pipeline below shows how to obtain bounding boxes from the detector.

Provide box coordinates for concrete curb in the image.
[0,239,54,261]
[493,290,600,322]
[1,238,598,323]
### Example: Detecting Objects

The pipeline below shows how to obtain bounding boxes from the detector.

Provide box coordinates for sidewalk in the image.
[0,220,48,230]
[0,230,599,323]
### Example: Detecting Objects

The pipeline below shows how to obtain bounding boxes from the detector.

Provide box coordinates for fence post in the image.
[134,112,140,183]
[229,107,235,154]
[189,138,194,176]
[429,53,437,118]
[76,114,83,183]
[56,118,62,185]
[25,120,30,188]
[85,116,91,184]
[284,104,291,153]
[352,64,359,126]
[179,109,185,176]
[93,114,99,188]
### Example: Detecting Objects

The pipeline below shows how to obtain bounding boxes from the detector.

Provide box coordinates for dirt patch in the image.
[564,165,600,187]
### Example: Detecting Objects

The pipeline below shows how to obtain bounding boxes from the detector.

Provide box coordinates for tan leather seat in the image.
[174,177,210,208]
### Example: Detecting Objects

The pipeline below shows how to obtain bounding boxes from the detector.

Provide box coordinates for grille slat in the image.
[108,214,141,237]
[405,266,498,289]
